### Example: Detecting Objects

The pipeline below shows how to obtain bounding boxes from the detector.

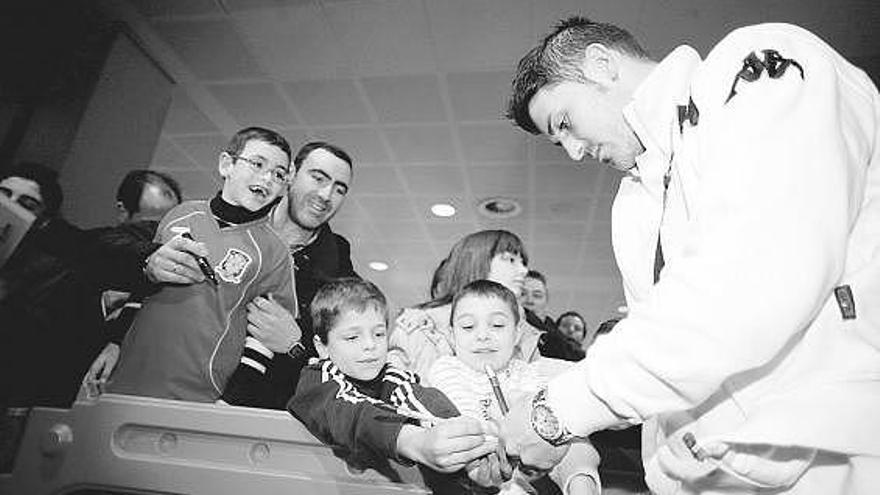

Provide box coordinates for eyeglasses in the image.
[229,154,289,184]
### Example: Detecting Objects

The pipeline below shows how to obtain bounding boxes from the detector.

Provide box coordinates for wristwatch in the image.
[286,341,307,360]
[529,386,574,446]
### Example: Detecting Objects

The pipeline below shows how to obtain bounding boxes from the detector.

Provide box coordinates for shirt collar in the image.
[623,45,702,178]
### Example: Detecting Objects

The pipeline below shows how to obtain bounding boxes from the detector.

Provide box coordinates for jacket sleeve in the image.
[549,26,877,434]
[223,238,298,408]
[288,364,405,461]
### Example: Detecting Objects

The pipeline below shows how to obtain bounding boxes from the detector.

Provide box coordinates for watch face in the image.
[531,403,561,441]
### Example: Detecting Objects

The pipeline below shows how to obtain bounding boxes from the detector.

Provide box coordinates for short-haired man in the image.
[521,270,551,322]
[114,169,182,224]
[83,170,183,386]
[500,17,880,493]
[524,270,585,362]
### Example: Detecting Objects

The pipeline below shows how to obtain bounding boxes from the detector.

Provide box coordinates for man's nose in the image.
[316,183,333,200]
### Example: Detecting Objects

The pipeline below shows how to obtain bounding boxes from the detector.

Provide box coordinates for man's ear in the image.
[314,335,329,359]
[580,43,620,87]
[218,152,234,178]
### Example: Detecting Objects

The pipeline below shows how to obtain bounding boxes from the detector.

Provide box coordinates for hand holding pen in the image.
[144,234,211,285]
[180,231,218,285]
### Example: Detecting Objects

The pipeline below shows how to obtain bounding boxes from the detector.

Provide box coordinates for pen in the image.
[485,364,509,415]
[374,402,439,427]
[180,231,218,285]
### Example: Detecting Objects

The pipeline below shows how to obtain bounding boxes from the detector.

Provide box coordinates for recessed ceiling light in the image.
[616,305,629,314]
[477,197,522,219]
[368,261,389,271]
[430,203,456,217]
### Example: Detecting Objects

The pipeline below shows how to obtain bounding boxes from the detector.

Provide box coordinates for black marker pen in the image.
[180,231,218,286]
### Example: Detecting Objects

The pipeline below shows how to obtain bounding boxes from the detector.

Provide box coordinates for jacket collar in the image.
[623,45,702,183]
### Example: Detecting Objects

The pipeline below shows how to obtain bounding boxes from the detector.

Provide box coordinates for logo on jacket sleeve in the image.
[216,248,252,284]
[725,49,805,104]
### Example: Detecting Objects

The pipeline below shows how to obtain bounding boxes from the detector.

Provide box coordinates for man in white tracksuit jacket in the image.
[501,17,880,494]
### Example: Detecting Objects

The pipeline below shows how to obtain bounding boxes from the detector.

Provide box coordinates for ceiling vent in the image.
[477,197,522,219]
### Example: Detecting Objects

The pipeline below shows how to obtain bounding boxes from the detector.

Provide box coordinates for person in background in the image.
[500,16,880,493]
[288,278,510,493]
[107,126,296,403]
[524,270,585,362]
[82,170,182,389]
[521,270,552,324]
[555,311,595,353]
[0,162,104,409]
[388,229,538,384]
[429,280,600,495]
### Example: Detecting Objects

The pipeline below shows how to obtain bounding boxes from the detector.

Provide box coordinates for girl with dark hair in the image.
[388,229,545,383]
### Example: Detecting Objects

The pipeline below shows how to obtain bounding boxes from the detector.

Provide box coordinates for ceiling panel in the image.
[459,123,528,163]
[467,164,529,198]
[162,87,220,134]
[324,0,437,76]
[371,220,430,242]
[225,0,313,12]
[128,0,222,18]
[399,164,466,194]
[362,74,447,123]
[427,0,534,71]
[170,134,229,172]
[346,165,405,194]
[534,163,602,196]
[206,82,299,128]
[305,127,391,164]
[356,196,419,221]
[446,70,512,121]
[384,126,456,162]
[150,137,198,170]
[153,18,265,80]
[234,4,350,81]
[533,197,595,222]
[283,79,371,126]
[283,79,370,125]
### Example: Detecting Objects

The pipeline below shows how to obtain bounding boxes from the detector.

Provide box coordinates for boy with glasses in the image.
[108,127,297,403]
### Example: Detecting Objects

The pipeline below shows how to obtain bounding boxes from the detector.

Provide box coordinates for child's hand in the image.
[465,431,514,487]
[246,294,302,353]
[145,235,209,284]
[398,416,499,474]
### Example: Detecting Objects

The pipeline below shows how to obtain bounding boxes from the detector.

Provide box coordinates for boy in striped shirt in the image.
[288,278,509,494]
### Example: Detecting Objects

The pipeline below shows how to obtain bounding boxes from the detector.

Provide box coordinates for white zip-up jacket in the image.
[545,23,880,492]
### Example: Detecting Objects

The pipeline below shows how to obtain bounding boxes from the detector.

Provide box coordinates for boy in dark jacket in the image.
[287,278,510,494]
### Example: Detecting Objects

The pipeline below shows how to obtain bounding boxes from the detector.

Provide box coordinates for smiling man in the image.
[500,16,880,494]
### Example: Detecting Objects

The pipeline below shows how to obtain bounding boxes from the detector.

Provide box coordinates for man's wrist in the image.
[286,340,306,359]
[547,367,624,436]
[530,386,574,446]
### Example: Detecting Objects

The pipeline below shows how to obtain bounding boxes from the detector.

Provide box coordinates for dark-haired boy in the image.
[286,278,508,494]
[108,127,296,403]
